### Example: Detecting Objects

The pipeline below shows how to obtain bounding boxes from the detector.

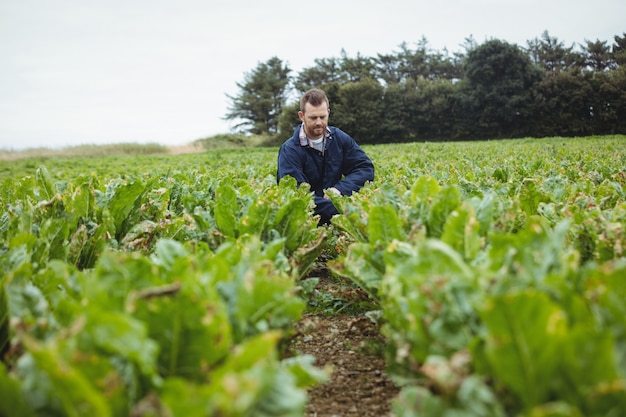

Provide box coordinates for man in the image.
[277,88,375,225]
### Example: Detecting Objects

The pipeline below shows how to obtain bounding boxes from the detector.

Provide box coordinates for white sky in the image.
[1,0,624,150]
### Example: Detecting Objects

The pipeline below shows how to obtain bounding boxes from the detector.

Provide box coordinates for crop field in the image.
[1,135,625,416]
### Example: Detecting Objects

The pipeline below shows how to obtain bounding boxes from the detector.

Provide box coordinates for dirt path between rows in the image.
[289,269,401,416]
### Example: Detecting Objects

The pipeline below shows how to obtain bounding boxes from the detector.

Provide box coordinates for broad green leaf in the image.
[407,175,440,225]
[474,291,567,408]
[427,185,461,238]
[392,386,446,417]
[67,219,109,270]
[205,331,308,416]
[329,241,385,299]
[368,204,404,245]
[272,190,314,253]
[102,179,146,238]
[2,237,35,276]
[392,375,506,417]
[0,363,37,417]
[39,217,70,260]
[87,249,158,310]
[468,192,499,236]
[240,189,274,236]
[382,240,477,367]
[200,236,305,342]
[455,375,507,417]
[331,210,369,243]
[159,377,213,417]
[441,201,481,260]
[0,284,9,372]
[486,218,572,292]
[492,166,509,182]
[214,182,239,237]
[583,260,626,376]
[35,165,56,201]
[410,175,440,206]
[527,402,583,417]
[281,354,330,388]
[132,280,233,379]
[5,265,59,341]
[141,186,171,222]
[67,180,95,226]
[31,259,79,308]
[151,237,189,268]
[20,337,112,417]
[290,231,326,280]
[78,306,159,376]
[519,179,551,215]
[224,265,305,342]
[555,326,625,413]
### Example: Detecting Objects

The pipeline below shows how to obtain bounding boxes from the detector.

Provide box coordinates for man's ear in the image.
[298,111,305,122]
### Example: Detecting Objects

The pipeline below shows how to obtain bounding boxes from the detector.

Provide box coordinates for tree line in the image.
[225,31,626,144]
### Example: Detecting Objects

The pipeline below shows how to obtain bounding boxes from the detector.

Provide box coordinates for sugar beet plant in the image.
[1,137,625,416]
[328,136,626,416]
[0,151,328,416]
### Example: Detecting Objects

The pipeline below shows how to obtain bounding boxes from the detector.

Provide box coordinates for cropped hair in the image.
[300,88,329,112]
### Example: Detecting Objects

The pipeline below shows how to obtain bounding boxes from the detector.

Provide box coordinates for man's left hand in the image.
[324,187,341,200]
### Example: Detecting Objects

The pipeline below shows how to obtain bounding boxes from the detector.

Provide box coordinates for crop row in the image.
[0,151,329,416]
[329,136,626,416]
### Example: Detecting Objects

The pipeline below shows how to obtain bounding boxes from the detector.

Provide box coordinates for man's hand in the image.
[323,187,341,200]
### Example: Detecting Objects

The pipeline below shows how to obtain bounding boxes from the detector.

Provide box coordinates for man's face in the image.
[299,102,330,139]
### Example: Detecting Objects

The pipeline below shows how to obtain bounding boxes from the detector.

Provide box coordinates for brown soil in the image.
[289,268,401,417]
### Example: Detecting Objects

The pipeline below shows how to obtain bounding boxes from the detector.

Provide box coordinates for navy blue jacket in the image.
[277,125,374,223]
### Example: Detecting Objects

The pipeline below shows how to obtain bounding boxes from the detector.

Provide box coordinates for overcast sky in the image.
[1,0,624,150]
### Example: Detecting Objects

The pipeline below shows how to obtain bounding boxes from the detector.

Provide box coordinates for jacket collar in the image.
[298,125,332,147]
